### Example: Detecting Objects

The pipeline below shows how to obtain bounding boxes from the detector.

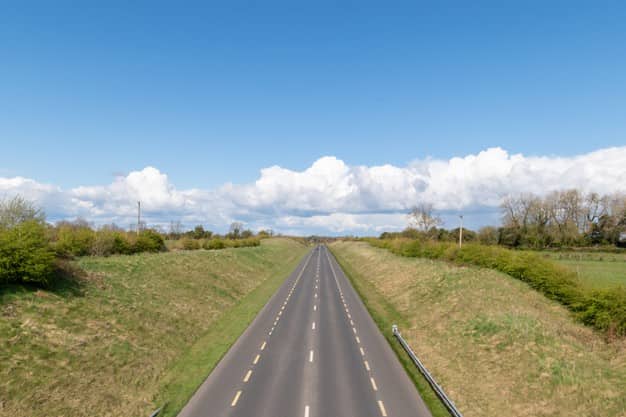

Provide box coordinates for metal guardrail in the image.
[392,325,463,417]
[149,407,161,417]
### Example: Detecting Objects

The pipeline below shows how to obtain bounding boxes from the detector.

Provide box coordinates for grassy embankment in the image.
[0,238,308,417]
[330,241,626,417]
[368,239,626,337]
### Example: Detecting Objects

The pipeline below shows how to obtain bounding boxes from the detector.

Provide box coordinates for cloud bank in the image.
[1,147,625,235]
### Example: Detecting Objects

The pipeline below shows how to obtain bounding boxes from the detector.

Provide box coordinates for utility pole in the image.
[137,201,141,236]
[459,215,463,248]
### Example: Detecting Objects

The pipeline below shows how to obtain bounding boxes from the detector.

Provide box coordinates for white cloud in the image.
[1,146,625,234]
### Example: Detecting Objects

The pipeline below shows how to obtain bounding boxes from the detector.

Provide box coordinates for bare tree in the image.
[169,220,183,239]
[501,190,626,247]
[0,195,45,229]
[229,222,244,239]
[501,193,534,230]
[407,203,442,232]
[582,192,609,234]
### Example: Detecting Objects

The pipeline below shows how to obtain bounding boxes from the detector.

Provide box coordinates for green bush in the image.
[132,230,166,253]
[0,220,56,286]
[90,230,133,256]
[370,238,626,337]
[53,223,95,257]
[201,237,260,250]
[181,238,201,250]
[204,238,226,250]
[224,238,261,248]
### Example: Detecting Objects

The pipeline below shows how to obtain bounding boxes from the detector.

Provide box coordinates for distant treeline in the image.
[0,196,266,287]
[383,190,626,249]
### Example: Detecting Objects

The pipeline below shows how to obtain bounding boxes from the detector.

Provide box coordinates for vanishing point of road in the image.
[177,245,432,417]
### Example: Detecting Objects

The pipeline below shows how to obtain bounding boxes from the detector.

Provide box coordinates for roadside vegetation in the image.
[369,238,626,338]
[330,241,626,417]
[0,196,265,288]
[372,190,626,338]
[0,237,308,417]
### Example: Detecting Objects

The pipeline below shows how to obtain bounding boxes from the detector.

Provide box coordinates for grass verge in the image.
[369,238,626,337]
[330,241,626,417]
[0,238,308,417]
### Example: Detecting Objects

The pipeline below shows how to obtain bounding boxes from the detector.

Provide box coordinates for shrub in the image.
[53,222,95,257]
[132,230,166,253]
[0,220,56,286]
[90,230,133,256]
[181,238,201,250]
[204,238,226,250]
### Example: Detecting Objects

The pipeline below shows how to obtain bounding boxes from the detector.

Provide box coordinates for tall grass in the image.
[369,238,626,337]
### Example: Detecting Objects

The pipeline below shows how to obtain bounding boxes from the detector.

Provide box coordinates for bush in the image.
[132,230,166,253]
[202,237,260,250]
[53,222,95,257]
[181,238,201,250]
[90,230,133,256]
[0,220,56,286]
[204,238,226,250]
[371,238,626,337]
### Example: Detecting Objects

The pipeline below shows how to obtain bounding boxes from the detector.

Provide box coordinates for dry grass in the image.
[0,238,308,417]
[331,241,626,417]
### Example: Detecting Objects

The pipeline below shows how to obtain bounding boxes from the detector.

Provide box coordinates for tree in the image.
[193,225,212,239]
[229,222,244,239]
[551,189,584,244]
[169,221,183,240]
[477,226,499,245]
[0,196,44,229]
[407,203,442,232]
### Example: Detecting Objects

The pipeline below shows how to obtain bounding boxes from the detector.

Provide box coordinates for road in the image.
[177,245,432,417]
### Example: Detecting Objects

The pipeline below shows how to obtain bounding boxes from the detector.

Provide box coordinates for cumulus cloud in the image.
[1,146,625,234]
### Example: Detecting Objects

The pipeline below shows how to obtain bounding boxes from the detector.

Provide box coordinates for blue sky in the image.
[1,1,626,234]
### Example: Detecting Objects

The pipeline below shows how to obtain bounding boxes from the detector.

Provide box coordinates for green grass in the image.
[532,251,626,290]
[0,238,308,417]
[330,241,626,417]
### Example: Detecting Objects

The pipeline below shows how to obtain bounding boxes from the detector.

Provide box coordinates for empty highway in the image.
[177,245,432,417]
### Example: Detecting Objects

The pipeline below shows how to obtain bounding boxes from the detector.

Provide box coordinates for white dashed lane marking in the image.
[231,390,242,407]
[243,370,252,383]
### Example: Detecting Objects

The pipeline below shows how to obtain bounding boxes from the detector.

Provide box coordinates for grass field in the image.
[330,241,626,417]
[0,238,308,417]
[535,251,626,290]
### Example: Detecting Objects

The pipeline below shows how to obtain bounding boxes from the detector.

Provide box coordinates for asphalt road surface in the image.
[177,245,432,417]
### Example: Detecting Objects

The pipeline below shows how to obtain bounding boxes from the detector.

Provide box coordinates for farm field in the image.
[536,251,626,290]
[0,238,308,417]
[330,241,626,417]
